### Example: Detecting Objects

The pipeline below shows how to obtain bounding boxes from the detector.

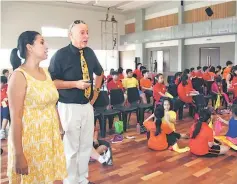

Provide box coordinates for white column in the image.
[235,34,237,65]
[177,1,184,72]
[135,9,145,65]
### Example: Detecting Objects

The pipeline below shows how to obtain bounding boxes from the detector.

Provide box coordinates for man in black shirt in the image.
[49,20,103,184]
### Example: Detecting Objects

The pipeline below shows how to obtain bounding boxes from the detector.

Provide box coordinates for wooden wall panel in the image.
[184,1,236,24]
[125,23,135,34]
[144,13,178,31]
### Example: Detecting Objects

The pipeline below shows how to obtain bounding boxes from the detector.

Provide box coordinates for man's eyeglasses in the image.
[69,20,86,32]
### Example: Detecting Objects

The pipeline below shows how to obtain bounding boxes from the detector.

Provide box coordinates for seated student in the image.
[211,77,231,108]
[190,68,195,79]
[223,61,233,93]
[123,69,147,104]
[134,63,143,80]
[140,70,153,104]
[90,127,112,166]
[107,68,115,83]
[195,66,203,78]
[162,98,177,131]
[174,72,182,85]
[202,66,212,81]
[209,66,216,80]
[217,105,237,144]
[107,71,124,92]
[2,69,10,79]
[216,65,222,75]
[153,73,170,104]
[190,109,229,157]
[118,67,124,81]
[0,76,10,140]
[178,74,199,104]
[183,69,194,88]
[143,105,189,153]
[227,65,237,98]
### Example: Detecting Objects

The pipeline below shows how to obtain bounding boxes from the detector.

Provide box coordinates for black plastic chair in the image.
[94,91,121,138]
[110,89,139,131]
[127,87,154,124]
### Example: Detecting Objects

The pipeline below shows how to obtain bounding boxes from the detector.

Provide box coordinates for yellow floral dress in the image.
[7,68,67,184]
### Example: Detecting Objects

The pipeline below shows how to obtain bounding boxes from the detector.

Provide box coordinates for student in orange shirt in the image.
[153,73,170,104]
[223,61,233,92]
[140,70,153,104]
[190,109,229,157]
[202,66,212,81]
[177,74,199,104]
[143,105,189,152]
[209,66,216,80]
[133,63,143,80]
[195,66,203,78]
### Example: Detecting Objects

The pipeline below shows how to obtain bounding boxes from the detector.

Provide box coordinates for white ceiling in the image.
[66,0,157,12]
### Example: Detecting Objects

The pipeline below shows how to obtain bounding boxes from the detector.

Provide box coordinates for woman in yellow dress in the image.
[7,31,67,184]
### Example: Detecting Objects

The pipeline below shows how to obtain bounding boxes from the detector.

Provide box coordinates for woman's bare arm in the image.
[8,71,26,156]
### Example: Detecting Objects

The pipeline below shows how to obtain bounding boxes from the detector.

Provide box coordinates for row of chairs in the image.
[93,88,154,137]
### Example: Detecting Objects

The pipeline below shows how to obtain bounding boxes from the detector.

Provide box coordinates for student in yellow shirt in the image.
[123,69,147,104]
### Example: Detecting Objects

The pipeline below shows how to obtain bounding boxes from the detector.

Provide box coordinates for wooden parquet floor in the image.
[1,111,237,184]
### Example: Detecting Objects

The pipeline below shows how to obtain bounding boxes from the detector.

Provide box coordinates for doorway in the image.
[199,47,220,67]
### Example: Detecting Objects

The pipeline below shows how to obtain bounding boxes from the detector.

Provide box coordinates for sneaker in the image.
[103,149,113,166]
[111,134,123,143]
[0,130,6,140]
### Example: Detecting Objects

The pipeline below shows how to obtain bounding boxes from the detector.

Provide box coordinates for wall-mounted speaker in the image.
[205,7,213,17]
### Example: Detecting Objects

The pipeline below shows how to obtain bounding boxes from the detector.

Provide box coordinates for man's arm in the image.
[90,49,104,105]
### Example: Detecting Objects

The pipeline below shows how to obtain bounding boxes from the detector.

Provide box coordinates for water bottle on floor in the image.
[136,123,141,134]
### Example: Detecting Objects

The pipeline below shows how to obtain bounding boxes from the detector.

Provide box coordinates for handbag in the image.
[114,121,124,134]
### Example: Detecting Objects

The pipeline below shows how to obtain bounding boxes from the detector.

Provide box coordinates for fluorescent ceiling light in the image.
[117,1,156,11]
[66,0,91,4]
[41,27,68,37]
[93,1,124,7]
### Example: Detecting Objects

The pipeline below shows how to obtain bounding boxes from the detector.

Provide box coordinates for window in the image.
[41,27,68,37]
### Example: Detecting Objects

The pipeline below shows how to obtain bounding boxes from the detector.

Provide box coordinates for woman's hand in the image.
[13,153,28,175]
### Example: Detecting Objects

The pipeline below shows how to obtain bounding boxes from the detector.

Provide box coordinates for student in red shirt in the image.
[190,68,196,79]
[143,105,189,152]
[140,70,153,104]
[118,67,124,81]
[133,63,142,80]
[107,71,124,92]
[106,68,114,83]
[0,76,10,140]
[153,73,169,104]
[190,109,229,157]
[183,69,193,89]
[174,72,182,85]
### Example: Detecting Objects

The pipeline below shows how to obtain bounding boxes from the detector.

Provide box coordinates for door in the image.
[200,47,220,67]
[163,50,170,72]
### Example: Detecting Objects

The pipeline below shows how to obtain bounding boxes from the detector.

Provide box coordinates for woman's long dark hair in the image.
[180,74,188,86]
[191,109,211,139]
[231,65,237,76]
[153,73,163,85]
[154,105,165,136]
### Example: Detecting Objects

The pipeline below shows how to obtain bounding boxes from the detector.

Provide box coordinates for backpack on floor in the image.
[114,121,124,134]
